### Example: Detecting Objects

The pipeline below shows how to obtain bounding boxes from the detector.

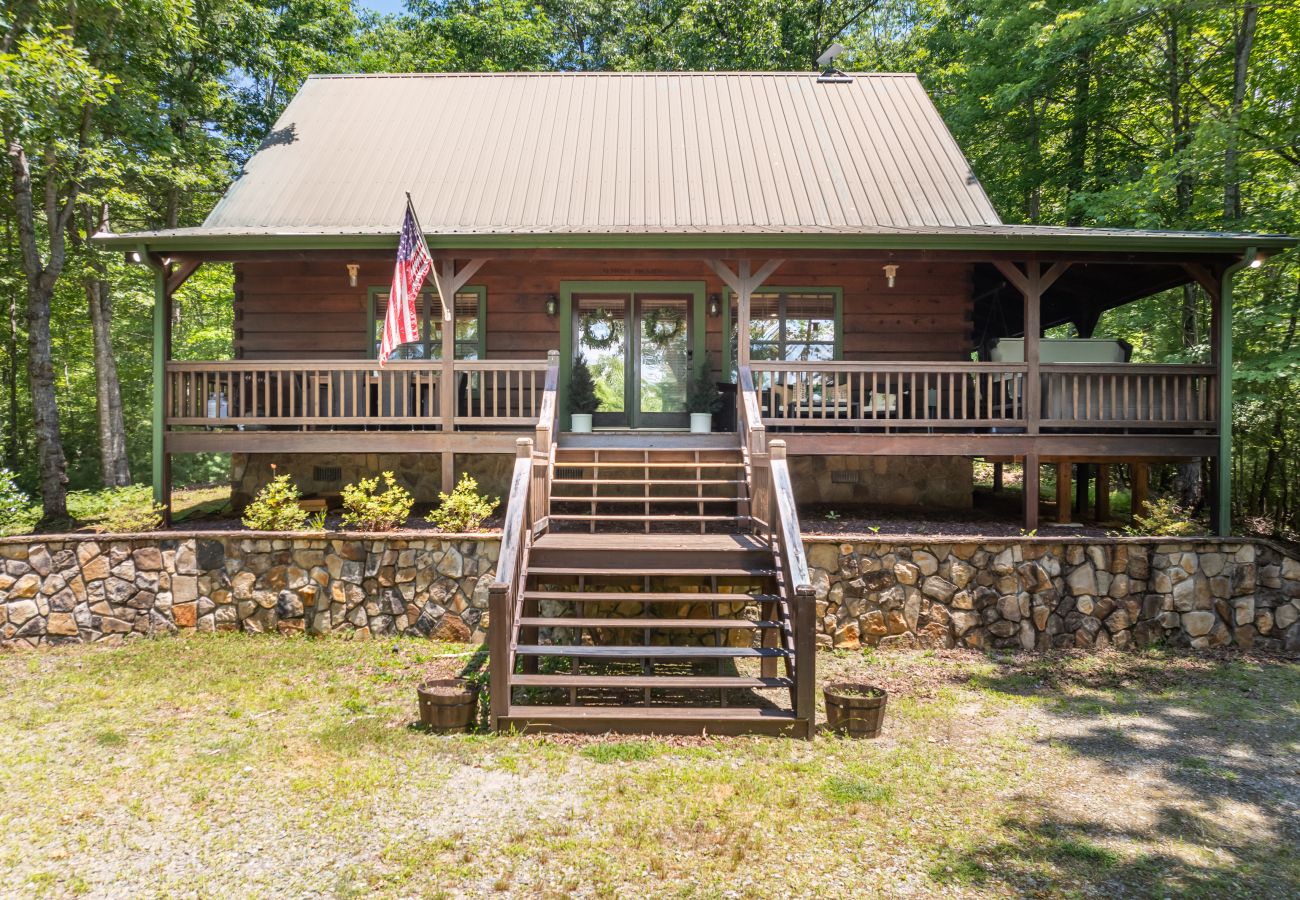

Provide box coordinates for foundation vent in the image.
[313,465,342,483]
[830,470,861,484]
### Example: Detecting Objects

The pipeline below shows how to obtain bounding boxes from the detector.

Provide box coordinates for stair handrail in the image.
[489,437,534,729]
[529,350,560,534]
[737,366,771,536]
[767,439,816,731]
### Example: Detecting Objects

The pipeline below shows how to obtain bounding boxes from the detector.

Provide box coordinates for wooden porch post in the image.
[1132,462,1150,521]
[705,258,784,368]
[150,265,171,523]
[1096,464,1111,521]
[1024,453,1040,532]
[1055,462,1071,525]
[430,256,489,493]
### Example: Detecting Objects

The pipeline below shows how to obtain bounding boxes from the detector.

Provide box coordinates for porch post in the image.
[147,254,173,524]
[1024,263,1042,436]
[736,260,752,367]
[438,260,456,433]
[1055,462,1071,525]
[1212,250,1254,536]
[1023,453,1040,532]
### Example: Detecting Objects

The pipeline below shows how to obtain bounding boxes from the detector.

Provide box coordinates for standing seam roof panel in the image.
[203,72,1003,233]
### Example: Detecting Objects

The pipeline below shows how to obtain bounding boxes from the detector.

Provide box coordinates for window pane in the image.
[730,291,836,369]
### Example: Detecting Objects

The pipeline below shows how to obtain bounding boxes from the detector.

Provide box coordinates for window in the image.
[727,289,840,377]
[369,286,485,360]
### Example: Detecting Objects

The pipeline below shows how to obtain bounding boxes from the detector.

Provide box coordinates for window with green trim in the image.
[728,290,839,377]
[369,286,485,360]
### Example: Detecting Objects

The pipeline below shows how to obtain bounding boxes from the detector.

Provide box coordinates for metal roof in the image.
[210,72,1003,233]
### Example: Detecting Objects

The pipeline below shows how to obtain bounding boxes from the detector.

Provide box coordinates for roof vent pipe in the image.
[816,43,853,83]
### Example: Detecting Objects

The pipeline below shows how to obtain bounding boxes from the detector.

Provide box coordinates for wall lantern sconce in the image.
[708,294,721,317]
[346,263,359,287]
[1249,251,1265,269]
[882,263,899,288]
[545,294,558,317]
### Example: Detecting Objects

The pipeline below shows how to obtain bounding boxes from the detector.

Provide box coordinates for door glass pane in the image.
[638,296,689,415]
[576,295,627,414]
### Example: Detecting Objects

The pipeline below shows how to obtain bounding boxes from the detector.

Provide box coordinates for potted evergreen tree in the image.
[688,354,722,433]
[569,354,599,432]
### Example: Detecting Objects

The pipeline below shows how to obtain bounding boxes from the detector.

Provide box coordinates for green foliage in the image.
[68,485,164,533]
[686,355,722,415]
[340,471,414,532]
[568,354,600,415]
[0,468,38,536]
[426,473,499,533]
[1125,497,1203,538]
[241,473,310,532]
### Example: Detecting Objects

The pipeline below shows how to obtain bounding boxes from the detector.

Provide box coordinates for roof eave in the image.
[92,229,1297,256]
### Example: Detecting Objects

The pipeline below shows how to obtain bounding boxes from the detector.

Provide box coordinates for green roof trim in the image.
[96,229,1295,255]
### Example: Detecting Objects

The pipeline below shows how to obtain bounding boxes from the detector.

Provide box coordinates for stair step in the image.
[547,514,742,523]
[551,478,746,486]
[498,705,809,737]
[518,617,777,629]
[523,590,781,603]
[514,644,789,659]
[527,566,777,579]
[510,674,793,689]
[550,495,740,503]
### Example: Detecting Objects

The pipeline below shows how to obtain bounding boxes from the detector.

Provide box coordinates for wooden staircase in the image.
[487,363,815,737]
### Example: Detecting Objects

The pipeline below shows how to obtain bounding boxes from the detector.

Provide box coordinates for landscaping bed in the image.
[1,636,1295,897]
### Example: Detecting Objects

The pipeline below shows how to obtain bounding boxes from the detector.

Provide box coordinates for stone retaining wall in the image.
[2,532,1297,652]
[807,539,1300,653]
[0,534,497,647]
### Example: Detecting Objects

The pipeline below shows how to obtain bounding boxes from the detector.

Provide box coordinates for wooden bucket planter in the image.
[417,678,481,732]
[823,682,888,738]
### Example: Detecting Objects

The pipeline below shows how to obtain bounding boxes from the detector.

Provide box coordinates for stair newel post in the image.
[533,350,559,532]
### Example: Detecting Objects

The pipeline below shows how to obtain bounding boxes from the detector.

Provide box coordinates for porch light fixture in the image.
[883,264,899,288]
[545,294,558,317]
[708,294,720,317]
[346,263,359,287]
[1249,251,1265,268]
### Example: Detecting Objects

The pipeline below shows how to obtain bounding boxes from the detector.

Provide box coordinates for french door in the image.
[573,290,695,429]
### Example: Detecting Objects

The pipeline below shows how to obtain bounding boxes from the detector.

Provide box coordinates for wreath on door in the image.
[580,306,621,350]
[642,305,685,347]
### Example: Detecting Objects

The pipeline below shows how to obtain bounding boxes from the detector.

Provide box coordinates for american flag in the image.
[379,199,433,365]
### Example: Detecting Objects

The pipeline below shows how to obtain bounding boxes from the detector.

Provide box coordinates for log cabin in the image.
[96,71,1294,735]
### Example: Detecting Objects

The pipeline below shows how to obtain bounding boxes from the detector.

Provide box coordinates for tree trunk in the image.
[87,277,130,486]
[7,137,70,519]
[1065,49,1091,226]
[1224,3,1258,222]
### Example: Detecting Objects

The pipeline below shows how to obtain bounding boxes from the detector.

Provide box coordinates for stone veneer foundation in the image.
[1,533,1297,652]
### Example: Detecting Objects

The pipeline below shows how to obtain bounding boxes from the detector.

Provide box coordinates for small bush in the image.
[341,471,413,532]
[426,473,499,533]
[687,354,722,415]
[241,472,310,531]
[70,484,165,533]
[1124,496,1202,536]
[568,354,599,414]
[0,468,37,535]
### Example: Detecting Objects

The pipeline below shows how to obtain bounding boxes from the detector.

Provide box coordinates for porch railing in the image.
[749,360,1216,432]
[164,358,550,430]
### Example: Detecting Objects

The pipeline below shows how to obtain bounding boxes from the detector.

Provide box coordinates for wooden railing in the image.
[488,437,535,730]
[751,361,1028,429]
[1039,364,1216,429]
[749,360,1217,432]
[164,358,550,430]
[488,353,559,730]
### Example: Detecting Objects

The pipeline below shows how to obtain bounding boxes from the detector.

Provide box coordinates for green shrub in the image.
[687,354,722,415]
[69,484,165,533]
[241,472,310,531]
[568,354,599,414]
[340,471,413,532]
[0,468,37,536]
[426,473,499,533]
[1125,496,1202,536]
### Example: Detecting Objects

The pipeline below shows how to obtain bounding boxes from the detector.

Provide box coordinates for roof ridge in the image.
[303,71,921,80]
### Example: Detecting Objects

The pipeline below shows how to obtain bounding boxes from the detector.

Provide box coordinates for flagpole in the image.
[407,192,450,323]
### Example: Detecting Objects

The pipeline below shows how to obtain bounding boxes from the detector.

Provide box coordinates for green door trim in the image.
[559,280,707,431]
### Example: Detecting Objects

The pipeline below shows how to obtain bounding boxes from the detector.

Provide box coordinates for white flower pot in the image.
[571,413,593,433]
[690,412,713,434]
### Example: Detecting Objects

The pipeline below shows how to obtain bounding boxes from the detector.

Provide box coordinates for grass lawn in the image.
[1,637,1296,898]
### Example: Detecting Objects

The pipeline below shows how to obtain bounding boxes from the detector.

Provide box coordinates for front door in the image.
[571,287,698,429]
